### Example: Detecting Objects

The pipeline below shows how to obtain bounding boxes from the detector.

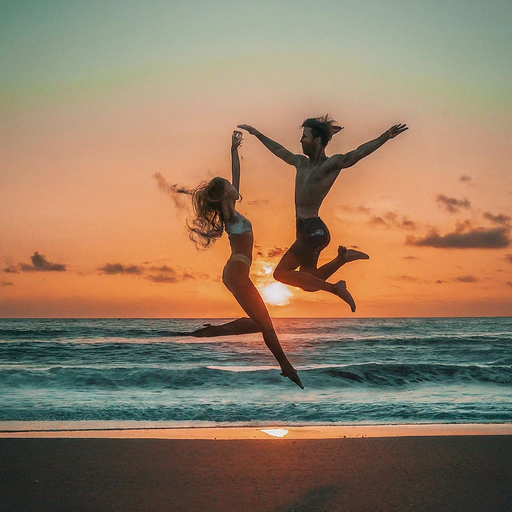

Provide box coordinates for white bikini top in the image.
[225,211,253,237]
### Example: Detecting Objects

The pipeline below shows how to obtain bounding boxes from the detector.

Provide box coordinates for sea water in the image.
[1,318,511,427]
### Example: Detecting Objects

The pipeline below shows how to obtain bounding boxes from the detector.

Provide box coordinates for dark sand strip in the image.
[1,436,511,512]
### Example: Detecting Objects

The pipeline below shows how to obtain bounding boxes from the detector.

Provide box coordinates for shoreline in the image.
[2,421,511,438]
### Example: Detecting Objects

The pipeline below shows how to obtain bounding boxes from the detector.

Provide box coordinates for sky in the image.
[1,0,511,318]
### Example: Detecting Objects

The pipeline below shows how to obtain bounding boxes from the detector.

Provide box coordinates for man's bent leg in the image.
[311,246,369,281]
[274,247,358,312]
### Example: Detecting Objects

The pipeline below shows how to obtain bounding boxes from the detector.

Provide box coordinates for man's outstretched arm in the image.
[238,124,297,166]
[335,124,408,169]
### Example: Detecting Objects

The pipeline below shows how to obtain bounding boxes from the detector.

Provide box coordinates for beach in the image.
[2,318,511,509]
[1,425,512,512]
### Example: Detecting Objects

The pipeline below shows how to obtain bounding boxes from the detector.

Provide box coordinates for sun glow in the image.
[252,257,294,306]
[260,282,293,306]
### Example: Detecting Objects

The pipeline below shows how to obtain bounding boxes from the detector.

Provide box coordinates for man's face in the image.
[300,127,318,156]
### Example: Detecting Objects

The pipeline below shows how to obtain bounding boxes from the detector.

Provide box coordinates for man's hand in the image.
[237,124,259,136]
[387,124,408,139]
[231,130,243,151]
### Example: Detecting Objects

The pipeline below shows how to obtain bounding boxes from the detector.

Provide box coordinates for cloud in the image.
[98,261,206,284]
[146,264,199,283]
[436,194,471,213]
[459,175,471,184]
[152,172,192,210]
[8,252,67,272]
[247,199,268,206]
[1,281,14,286]
[369,212,417,230]
[254,245,288,258]
[403,255,420,260]
[338,204,372,215]
[507,281,512,288]
[483,212,511,227]
[267,247,288,258]
[505,254,512,264]
[393,275,420,282]
[407,226,510,249]
[455,275,478,283]
[98,263,143,275]
[369,216,387,228]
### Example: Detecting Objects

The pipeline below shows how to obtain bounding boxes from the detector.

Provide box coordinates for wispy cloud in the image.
[393,275,421,282]
[98,263,143,275]
[505,254,512,264]
[483,212,511,227]
[152,172,192,210]
[254,245,289,258]
[369,212,417,230]
[247,199,268,206]
[98,261,207,283]
[459,175,472,184]
[4,252,67,273]
[436,194,471,213]
[146,265,196,283]
[455,275,478,283]
[338,204,372,215]
[369,216,388,228]
[1,281,14,286]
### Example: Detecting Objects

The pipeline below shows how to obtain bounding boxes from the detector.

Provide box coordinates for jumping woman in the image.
[183,131,303,389]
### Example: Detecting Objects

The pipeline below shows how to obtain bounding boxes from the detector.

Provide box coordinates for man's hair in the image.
[301,115,342,147]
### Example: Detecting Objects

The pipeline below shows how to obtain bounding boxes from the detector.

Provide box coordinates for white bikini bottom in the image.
[228,254,252,267]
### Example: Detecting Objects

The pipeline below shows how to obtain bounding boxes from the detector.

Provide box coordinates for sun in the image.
[260,282,293,306]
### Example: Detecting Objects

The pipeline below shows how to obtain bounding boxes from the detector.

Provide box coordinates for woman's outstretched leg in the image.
[190,317,261,337]
[223,262,304,389]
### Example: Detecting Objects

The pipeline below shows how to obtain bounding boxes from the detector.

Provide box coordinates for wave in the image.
[2,400,512,424]
[2,362,511,391]
[0,327,193,342]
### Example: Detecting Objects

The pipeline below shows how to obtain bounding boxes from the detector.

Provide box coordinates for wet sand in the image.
[1,425,511,511]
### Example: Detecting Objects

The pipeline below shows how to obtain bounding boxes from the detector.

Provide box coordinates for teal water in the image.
[1,318,511,426]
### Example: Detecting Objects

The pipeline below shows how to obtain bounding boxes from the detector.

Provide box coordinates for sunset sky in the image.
[1,1,511,318]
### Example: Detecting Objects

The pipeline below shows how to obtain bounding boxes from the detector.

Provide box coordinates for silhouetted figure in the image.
[238,117,408,311]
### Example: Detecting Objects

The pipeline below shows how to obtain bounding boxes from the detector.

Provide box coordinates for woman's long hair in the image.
[187,177,227,249]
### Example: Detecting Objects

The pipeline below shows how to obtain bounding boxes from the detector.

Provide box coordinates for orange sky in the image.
[1,2,511,317]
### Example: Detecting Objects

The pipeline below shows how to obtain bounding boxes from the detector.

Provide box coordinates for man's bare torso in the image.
[294,154,343,219]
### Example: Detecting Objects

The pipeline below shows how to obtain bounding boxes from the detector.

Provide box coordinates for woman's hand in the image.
[231,130,243,150]
[237,124,259,136]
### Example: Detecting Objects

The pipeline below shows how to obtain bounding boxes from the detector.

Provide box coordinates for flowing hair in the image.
[186,177,227,249]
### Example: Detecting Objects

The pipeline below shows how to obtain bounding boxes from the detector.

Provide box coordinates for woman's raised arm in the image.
[231,130,243,193]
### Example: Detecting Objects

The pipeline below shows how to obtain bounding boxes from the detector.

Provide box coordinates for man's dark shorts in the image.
[289,217,331,269]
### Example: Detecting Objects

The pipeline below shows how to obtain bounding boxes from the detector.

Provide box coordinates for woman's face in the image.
[222,180,239,201]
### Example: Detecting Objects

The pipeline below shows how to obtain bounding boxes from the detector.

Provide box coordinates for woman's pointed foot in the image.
[280,367,304,389]
[333,280,356,312]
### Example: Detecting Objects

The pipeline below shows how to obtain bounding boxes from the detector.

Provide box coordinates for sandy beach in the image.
[1,424,511,512]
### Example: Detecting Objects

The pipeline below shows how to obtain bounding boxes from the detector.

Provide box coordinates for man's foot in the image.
[333,279,356,312]
[280,366,304,389]
[338,246,369,264]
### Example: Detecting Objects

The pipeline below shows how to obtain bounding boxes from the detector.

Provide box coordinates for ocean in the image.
[1,317,511,427]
